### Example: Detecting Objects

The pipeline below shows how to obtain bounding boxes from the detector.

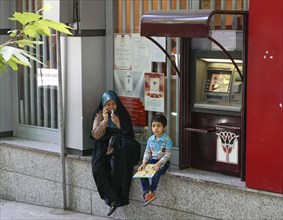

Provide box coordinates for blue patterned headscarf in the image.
[101,90,118,128]
[102,90,117,107]
[91,90,135,138]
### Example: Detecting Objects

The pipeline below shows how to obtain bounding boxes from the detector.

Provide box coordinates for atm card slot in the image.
[194,103,241,112]
[184,126,216,133]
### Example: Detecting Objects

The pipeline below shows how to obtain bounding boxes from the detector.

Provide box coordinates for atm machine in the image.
[188,50,243,177]
[193,54,242,113]
[140,10,248,179]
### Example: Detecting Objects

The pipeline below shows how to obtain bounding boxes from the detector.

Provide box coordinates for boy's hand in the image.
[153,162,162,171]
[138,163,147,171]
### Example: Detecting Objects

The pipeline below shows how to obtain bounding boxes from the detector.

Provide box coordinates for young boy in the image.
[138,114,173,206]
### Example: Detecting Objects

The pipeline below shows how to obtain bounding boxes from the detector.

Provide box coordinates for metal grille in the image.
[17,0,59,129]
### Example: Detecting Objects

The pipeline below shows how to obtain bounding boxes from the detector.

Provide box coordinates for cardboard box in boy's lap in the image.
[133,164,156,178]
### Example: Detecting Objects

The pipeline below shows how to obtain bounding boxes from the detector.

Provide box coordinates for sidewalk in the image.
[0,199,113,220]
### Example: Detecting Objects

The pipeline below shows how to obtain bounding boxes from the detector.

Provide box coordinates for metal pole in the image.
[56,32,67,210]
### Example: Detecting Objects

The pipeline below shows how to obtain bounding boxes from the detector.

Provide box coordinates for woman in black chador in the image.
[91,90,140,216]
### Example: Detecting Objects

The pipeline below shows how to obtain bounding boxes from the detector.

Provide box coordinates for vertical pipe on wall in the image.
[186,0,190,9]
[191,0,200,9]
[166,37,172,137]
[176,0,181,9]
[156,0,162,101]
[148,0,153,11]
[130,0,134,32]
[210,0,216,29]
[232,0,238,29]
[22,0,29,125]
[28,0,35,126]
[139,1,144,26]
[49,30,56,128]
[243,0,249,10]
[167,0,172,9]
[20,100,24,124]
[156,0,162,79]
[43,36,48,127]
[139,0,152,136]
[106,0,114,88]
[23,59,29,125]
[158,0,162,10]
[166,0,172,136]
[35,0,42,126]
[221,0,226,29]
[56,32,67,210]
[175,0,181,147]
[36,67,43,126]
[122,0,126,32]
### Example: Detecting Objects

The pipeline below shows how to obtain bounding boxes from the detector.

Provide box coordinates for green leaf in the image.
[8,29,18,37]
[9,12,42,26]
[42,4,52,12]
[8,50,31,67]
[32,23,51,36]
[23,24,45,38]
[16,39,43,48]
[0,46,45,67]
[6,57,19,71]
[12,56,30,67]
[1,7,73,73]
[37,19,73,35]
[0,56,8,73]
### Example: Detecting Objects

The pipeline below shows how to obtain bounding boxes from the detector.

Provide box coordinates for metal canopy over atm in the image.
[141,9,248,80]
[140,9,248,180]
[141,9,213,38]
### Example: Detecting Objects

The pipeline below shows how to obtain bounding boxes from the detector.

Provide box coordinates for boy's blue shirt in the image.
[143,132,173,164]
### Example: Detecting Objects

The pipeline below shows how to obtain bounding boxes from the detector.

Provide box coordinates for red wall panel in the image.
[246,0,283,193]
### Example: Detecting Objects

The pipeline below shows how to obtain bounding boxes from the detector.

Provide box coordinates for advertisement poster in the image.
[114,70,144,98]
[144,72,165,112]
[114,34,152,126]
[114,34,132,70]
[211,30,236,51]
[150,36,166,62]
[114,70,147,127]
[131,33,151,72]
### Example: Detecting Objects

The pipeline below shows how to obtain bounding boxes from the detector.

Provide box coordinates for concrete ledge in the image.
[1,138,282,219]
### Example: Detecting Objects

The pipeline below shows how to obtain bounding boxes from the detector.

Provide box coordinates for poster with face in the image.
[150,77,160,93]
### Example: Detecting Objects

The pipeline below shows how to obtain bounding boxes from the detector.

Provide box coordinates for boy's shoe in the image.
[143,191,156,206]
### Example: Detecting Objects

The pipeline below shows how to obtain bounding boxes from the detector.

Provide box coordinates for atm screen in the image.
[204,71,232,93]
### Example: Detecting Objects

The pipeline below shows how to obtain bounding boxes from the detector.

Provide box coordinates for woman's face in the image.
[104,100,117,112]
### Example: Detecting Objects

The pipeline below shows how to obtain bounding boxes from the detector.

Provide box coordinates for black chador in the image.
[90,90,140,216]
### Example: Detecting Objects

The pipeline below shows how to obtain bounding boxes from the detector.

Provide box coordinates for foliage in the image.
[0,4,73,73]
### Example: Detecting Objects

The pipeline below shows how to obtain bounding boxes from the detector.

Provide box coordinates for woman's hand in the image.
[111,112,121,129]
[102,107,109,122]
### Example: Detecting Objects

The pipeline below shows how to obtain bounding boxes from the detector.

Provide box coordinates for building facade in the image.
[0,0,282,199]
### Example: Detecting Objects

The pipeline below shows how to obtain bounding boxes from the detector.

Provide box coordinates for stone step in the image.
[94,168,282,219]
[1,138,282,219]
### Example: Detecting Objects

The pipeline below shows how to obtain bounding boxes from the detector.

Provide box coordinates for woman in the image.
[91,90,140,216]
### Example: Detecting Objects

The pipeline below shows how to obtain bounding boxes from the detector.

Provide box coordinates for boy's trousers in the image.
[140,159,170,193]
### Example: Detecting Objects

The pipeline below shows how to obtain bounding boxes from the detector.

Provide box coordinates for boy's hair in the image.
[151,114,167,127]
